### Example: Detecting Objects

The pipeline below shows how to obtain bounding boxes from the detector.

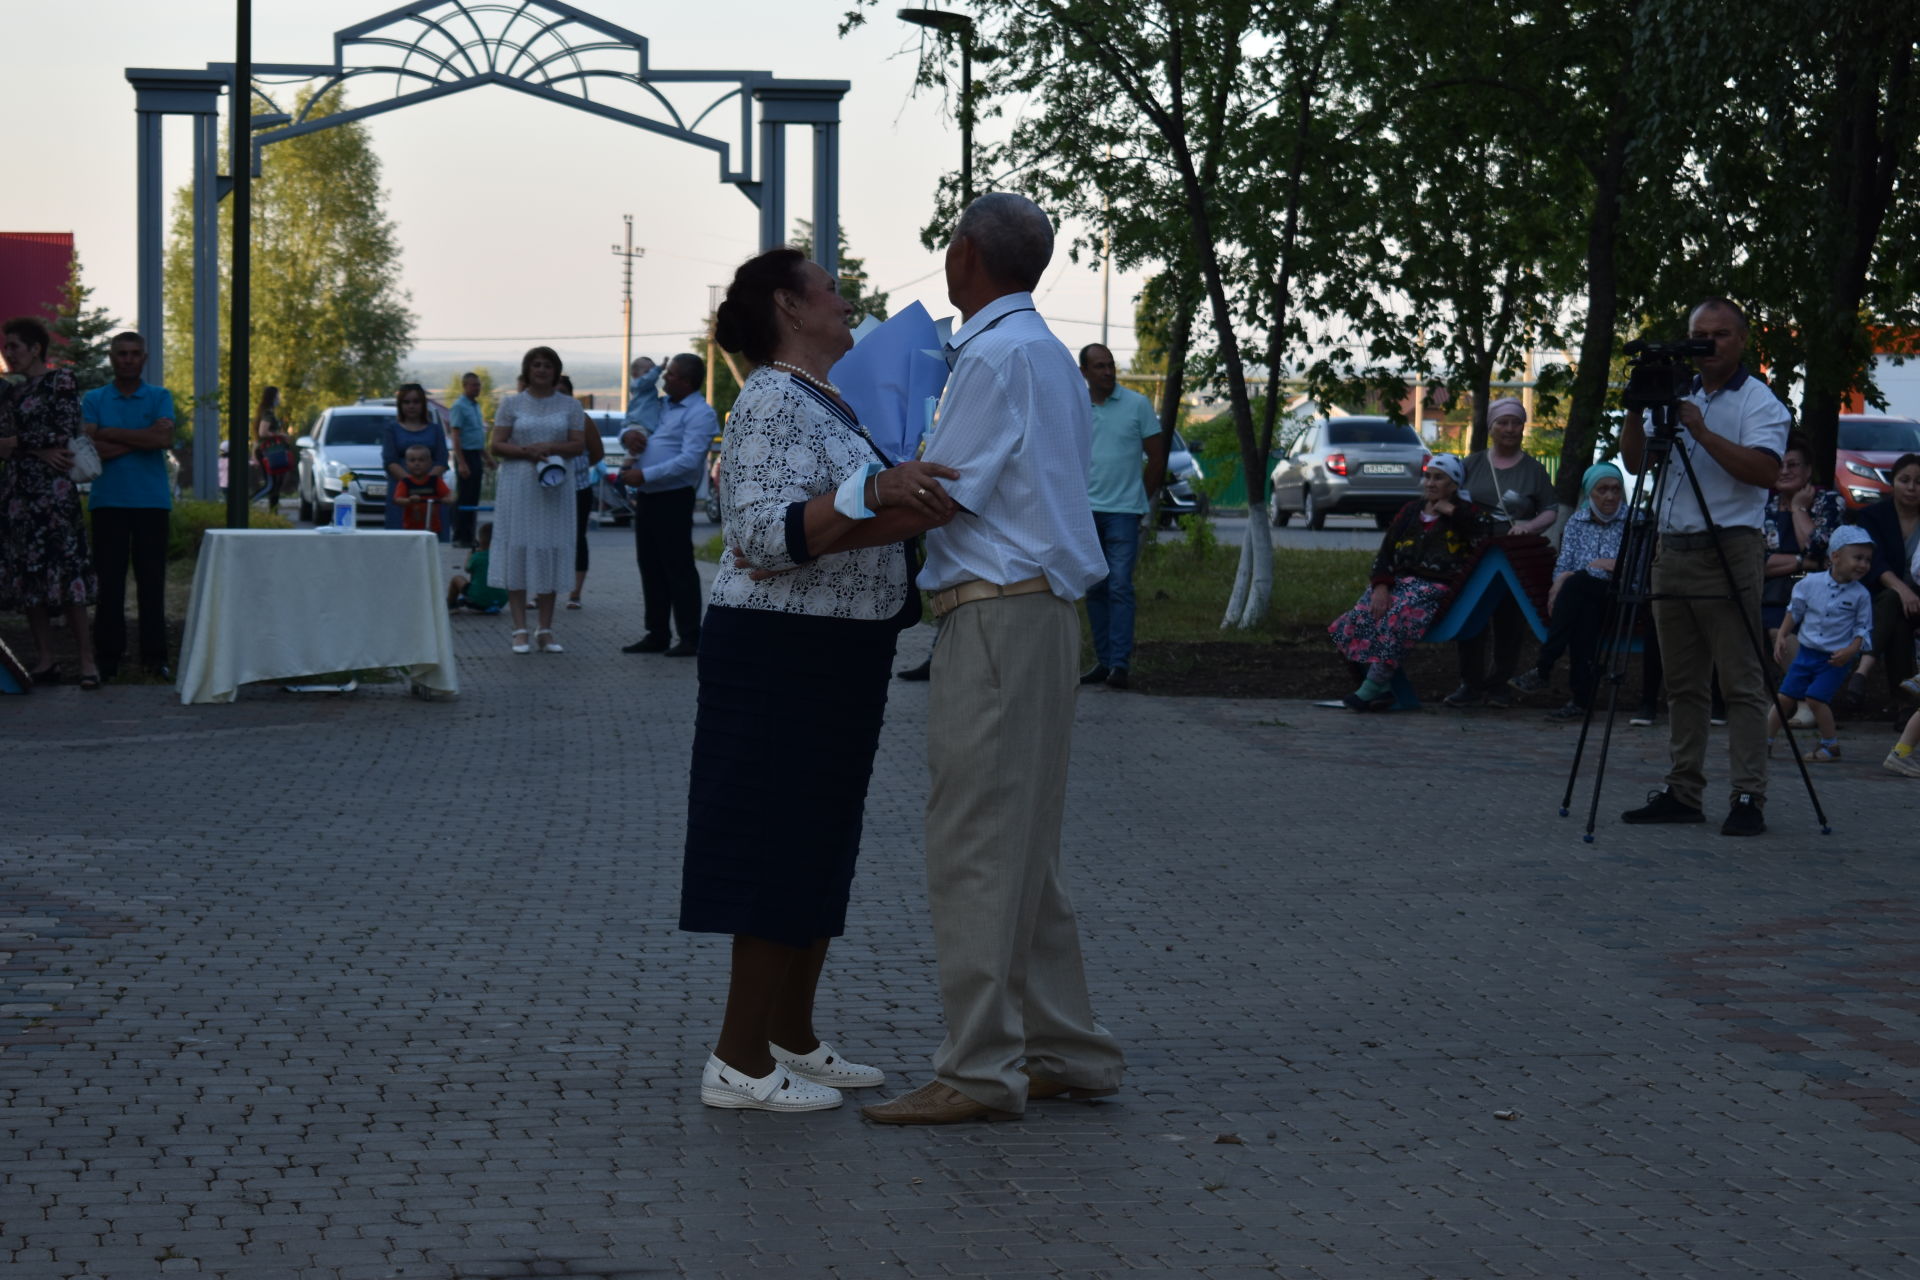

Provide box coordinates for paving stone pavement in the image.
[5,531,1920,1279]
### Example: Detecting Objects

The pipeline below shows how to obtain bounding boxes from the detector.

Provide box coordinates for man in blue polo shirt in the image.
[81,331,177,682]
[448,371,491,547]
[1078,342,1168,691]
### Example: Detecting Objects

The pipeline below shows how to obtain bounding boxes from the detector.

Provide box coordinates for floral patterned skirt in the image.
[0,458,96,612]
[1327,576,1452,678]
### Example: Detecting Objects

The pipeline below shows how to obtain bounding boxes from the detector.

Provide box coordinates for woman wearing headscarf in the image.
[1448,396,1560,707]
[1510,462,1640,720]
[1329,454,1501,710]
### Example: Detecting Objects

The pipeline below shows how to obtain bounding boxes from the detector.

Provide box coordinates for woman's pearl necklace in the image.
[769,360,840,397]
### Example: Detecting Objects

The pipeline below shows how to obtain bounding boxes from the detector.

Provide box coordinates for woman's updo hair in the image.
[714,247,810,364]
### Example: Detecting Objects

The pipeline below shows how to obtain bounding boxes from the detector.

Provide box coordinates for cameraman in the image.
[1619,298,1790,836]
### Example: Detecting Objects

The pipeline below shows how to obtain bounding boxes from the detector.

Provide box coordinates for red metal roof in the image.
[0,232,75,328]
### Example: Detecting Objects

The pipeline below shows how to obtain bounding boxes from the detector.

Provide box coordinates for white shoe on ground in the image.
[700,1054,842,1112]
[772,1039,886,1089]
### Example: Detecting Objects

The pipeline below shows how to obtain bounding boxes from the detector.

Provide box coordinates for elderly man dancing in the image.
[863,193,1127,1125]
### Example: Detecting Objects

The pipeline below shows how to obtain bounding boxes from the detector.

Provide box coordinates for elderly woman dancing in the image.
[1329,454,1500,711]
[681,247,962,1113]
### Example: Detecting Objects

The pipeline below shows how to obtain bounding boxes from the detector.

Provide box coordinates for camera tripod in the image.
[1559,398,1830,841]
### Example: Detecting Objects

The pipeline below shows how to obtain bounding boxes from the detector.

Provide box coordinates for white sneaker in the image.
[771,1039,886,1089]
[1884,751,1920,778]
[700,1054,842,1112]
[1789,704,1816,728]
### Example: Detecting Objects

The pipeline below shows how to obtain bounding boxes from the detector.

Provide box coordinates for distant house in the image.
[0,231,73,329]
[1844,327,1920,419]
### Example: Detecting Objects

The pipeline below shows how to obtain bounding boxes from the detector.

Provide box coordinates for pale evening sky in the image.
[4,0,1147,380]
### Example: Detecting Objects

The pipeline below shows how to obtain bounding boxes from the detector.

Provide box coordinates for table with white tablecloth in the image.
[176,529,460,704]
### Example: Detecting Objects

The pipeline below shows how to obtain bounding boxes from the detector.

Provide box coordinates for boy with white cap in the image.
[1767,524,1876,761]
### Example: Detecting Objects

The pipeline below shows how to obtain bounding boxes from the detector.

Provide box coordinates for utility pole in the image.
[704,284,721,406]
[226,0,252,530]
[1099,142,1112,349]
[610,214,644,412]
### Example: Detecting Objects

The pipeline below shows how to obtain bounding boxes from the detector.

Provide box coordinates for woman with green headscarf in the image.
[1510,462,1641,718]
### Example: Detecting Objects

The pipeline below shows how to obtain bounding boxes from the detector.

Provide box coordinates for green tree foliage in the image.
[791,219,892,322]
[162,87,414,438]
[441,366,499,423]
[1639,0,1919,481]
[43,253,119,392]
[846,0,1362,625]
[1324,4,1581,456]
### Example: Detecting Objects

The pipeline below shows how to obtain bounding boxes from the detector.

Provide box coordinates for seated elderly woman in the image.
[1510,463,1637,720]
[1329,454,1501,711]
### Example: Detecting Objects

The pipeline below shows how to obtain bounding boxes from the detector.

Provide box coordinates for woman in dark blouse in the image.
[1856,453,1920,705]
[1329,454,1500,710]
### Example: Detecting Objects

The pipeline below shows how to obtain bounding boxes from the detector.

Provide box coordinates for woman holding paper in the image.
[679,247,959,1113]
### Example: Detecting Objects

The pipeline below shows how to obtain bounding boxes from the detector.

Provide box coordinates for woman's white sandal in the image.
[510,628,532,655]
[700,1054,842,1112]
[536,628,564,653]
[770,1040,885,1089]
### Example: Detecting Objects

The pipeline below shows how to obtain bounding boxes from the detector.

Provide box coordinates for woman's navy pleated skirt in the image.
[679,603,899,949]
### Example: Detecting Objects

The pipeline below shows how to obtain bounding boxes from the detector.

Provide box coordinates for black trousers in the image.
[91,506,170,668]
[1535,574,1668,710]
[632,486,701,643]
[575,487,593,574]
[1458,595,1527,692]
[453,449,485,544]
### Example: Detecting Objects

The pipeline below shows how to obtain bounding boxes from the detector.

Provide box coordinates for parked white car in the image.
[295,397,455,524]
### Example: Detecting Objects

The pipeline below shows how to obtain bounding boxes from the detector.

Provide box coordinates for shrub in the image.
[168,500,293,560]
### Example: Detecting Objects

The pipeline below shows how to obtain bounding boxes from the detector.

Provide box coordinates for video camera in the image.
[1622,338,1715,412]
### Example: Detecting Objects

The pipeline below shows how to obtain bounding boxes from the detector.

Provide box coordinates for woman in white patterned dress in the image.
[488,346,585,653]
[680,249,963,1113]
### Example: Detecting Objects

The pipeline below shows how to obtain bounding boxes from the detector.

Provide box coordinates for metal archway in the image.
[129,0,847,497]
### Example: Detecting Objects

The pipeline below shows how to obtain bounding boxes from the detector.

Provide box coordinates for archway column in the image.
[127,68,226,497]
[751,83,847,275]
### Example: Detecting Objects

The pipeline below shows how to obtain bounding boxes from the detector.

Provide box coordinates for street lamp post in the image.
[898,7,988,206]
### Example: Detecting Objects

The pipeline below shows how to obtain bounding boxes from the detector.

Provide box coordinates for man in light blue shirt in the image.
[448,372,489,546]
[616,353,716,655]
[1078,342,1168,690]
[624,356,663,433]
[79,331,176,681]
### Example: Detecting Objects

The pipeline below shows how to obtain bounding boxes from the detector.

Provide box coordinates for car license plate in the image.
[363,485,387,498]
[1362,463,1404,476]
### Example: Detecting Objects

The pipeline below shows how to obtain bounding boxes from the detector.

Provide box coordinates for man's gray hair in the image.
[954,192,1054,291]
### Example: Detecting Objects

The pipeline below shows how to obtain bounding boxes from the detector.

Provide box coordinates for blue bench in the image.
[1385,542,1550,710]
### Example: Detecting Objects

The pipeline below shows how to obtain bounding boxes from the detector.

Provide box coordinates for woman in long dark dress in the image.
[0,317,100,688]
[682,248,960,1113]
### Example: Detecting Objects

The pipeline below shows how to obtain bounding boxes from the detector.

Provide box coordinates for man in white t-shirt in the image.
[862,193,1126,1126]
[1619,297,1790,837]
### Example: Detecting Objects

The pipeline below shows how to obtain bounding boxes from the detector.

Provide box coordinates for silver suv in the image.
[1268,415,1429,530]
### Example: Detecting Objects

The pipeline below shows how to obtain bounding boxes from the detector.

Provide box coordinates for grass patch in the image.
[169,500,295,560]
[1121,537,1372,646]
[696,533,725,563]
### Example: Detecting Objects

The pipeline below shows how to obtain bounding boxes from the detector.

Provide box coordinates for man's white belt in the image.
[929,575,1053,619]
